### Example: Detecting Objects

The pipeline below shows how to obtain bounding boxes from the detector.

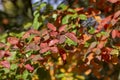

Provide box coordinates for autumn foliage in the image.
[0,0,120,80]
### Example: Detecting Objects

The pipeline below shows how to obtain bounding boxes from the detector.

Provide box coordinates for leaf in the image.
[88,27,95,34]
[7,37,19,45]
[97,41,105,49]
[43,51,51,56]
[0,61,10,69]
[112,30,117,38]
[65,37,77,46]
[22,32,30,39]
[110,49,119,56]
[96,15,112,31]
[49,31,58,37]
[50,46,59,53]
[33,36,41,44]
[40,42,48,49]
[79,14,87,20]
[32,13,42,30]
[0,42,6,48]
[58,25,67,32]
[65,33,78,43]
[62,15,71,24]
[25,64,34,71]
[58,48,66,64]
[57,4,68,10]
[47,23,56,31]
[48,39,59,46]
[40,47,50,53]
[39,2,47,10]
[26,43,40,51]
[59,35,66,44]
[0,50,5,58]
[22,70,29,80]
[10,64,18,70]
[107,0,119,3]
[23,22,32,29]
[89,42,97,50]
[111,10,120,25]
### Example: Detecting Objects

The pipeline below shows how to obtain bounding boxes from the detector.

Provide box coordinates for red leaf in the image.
[49,39,59,46]
[59,35,66,44]
[33,36,41,44]
[112,30,117,38]
[0,42,6,48]
[28,29,40,35]
[40,47,50,53]
[58,25,67,32]
[26,43,40,51]
[40,29,48,36]
[22,32,30,39]
[111,10,120,25]
[117,31,120,38]
[50,46,59,53]
[65,33,78,42]
[97,40,106,49]
[0,50,5,58]
[59,48,67,64]
[0,61,10,69]
[40,42,48,49]
[7,37,19,45]
[97,15,112,31]
[47,23,56,31]
[107,0,119,3]
[25,64,34,71]
[49,31,58,37]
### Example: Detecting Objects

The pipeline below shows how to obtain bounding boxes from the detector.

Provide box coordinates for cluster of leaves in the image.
[0,0,120,80]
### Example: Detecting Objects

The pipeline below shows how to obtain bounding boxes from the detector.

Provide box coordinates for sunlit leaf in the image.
[112,30,117,38]
[22,70,29,80]
[65,33,78,43]
[88,27,95,34]
[0,61,10,69]
[10,64,18,70]
[57,4,68,10]
[49,39,59,46]
[47,23,56,31]
[25,64,34,71]
[65,37,77,46]
[7,37,19,45]
[79,14,87,20]
[62,15,71,24]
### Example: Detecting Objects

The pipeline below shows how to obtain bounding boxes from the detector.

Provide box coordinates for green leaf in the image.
[79,14,87,20]
[43,51,51,56]
[67,8,76,13]
[32,13,42,30]
[84,42,90,47]
[57,4,68,10]
[88,27,95,34]
[62,15,71,24]
[55,73,65,78]
[22,70,29,80]
[65,37,77,46]
[16,75,22,79]
[39,2,47,10]
[7,51,17,61]
[23,22,32,29]
[110,49,119,56]
[25,50,33,57]
[71,13,78,19]
[52,14,57,20]
[10,64,18,70]
[3,68,10,74]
